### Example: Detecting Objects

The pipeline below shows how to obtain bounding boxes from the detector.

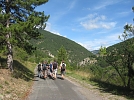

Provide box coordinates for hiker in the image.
[49,62,53,78]
[60,61,66,79]
[46,62,50,77]
[37,63,42,78]
[42,61,47,79]
[52,60,58,79]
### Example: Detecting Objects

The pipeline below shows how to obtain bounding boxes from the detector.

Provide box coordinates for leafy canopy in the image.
[0,0,49,54]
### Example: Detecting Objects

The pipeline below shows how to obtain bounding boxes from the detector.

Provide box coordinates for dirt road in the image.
[26,68,127,100]
[26,74,105,100]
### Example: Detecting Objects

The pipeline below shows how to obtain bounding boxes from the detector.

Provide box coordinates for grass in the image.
[0,57,37,100]
[0,85,3,88]
[66,69,96,85]
[66,69,134,100]
[4,81,9,85]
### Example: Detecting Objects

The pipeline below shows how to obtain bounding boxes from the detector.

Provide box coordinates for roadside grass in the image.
[12,60,35,81]
[0,57,36,100]
[65,69,100,88]
[66,69,134,100]
[92,79,134,100]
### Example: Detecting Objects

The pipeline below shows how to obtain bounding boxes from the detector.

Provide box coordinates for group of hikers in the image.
[37,60,66,80]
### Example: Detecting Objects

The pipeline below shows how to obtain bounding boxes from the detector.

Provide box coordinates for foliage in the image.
[99,7,134,90]
[57,46,68,63]
[0,0,49,53]
[98,46,109,67]
[99,46,107,56]
[0,0,49,71]
[91,6,134,91]
[30,29,94,65]
[96,57,109,68]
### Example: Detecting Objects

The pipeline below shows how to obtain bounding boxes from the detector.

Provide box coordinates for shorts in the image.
[53,69,57,75]
[61,70,65,75]
[43,70,47,76]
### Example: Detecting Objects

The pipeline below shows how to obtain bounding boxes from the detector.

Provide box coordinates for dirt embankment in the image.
[0,69,33,100]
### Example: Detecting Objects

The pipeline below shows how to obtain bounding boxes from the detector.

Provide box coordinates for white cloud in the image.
[79,39,108,51]
[45,22,67,38]
[45,22,61,36]
[118,11,132,17]
[45,22,51,31]
[56,0,76,17]
[68,0,76,10]
[94,0,122,10]
[77,32,121,51]
[100,22,117,29]
[80,14,117,30]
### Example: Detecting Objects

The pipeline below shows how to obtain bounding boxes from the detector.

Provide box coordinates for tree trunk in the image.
[6,26,13,72]
[126,53,132,90]
[127,76,131,90]
[6,0,13,71]
[7,39,13,72]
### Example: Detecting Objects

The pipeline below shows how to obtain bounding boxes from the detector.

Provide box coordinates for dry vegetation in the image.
[0,69,32,100]
[0,60,36,100]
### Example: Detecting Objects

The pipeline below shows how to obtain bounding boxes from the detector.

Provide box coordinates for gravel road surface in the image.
[26,68,127,100]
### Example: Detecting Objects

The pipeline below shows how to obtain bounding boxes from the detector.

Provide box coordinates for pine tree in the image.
[99,45,107,57]
[57,45,68,64]
[0,0,49,71]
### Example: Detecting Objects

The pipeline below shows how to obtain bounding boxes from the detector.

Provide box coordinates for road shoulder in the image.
[65,76,127,100]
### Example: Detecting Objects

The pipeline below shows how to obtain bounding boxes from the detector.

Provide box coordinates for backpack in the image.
[42,64,46,70]
[50,63,52,69]
[53,62,57,69]
[38,64,41,71]
[62,63,66,70]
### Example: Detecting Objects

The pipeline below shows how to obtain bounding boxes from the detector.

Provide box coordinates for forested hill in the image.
[106,37,134,51]
[31,29,94,64]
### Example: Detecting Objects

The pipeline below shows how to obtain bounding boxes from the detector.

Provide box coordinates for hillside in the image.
[0,58,36,100]
[106,37,134,52]
[31,29,95,64]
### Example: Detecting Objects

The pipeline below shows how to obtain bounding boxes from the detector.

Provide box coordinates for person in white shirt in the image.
[60,61,66,79]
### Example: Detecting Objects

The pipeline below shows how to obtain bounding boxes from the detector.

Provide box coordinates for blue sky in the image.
[35,0,134,51]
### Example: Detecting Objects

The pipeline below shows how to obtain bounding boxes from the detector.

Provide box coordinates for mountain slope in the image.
[31,29,94,64]
[106,37,134,52]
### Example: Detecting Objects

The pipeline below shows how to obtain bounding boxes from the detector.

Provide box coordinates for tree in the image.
[57,45,68,64]
[117,7,134,89]
[103,7,134,90]
[0,0,49,71]
[99,45,107,57]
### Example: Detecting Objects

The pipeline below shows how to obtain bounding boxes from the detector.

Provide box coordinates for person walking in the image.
[46,62,50,77]
[49,62,53,78]
[37,63,42,78]
[42,61,47,79]
[52,60,58,79]
[60,61,66,79]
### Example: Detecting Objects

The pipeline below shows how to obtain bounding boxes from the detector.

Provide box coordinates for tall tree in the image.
[57,45,68,64]
[102,7,134,90]
[0,0,49,71]
[117,7,134,89]
[99,45,107,57]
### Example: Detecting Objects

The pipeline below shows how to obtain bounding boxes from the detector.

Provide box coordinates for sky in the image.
[35,0,134,51]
